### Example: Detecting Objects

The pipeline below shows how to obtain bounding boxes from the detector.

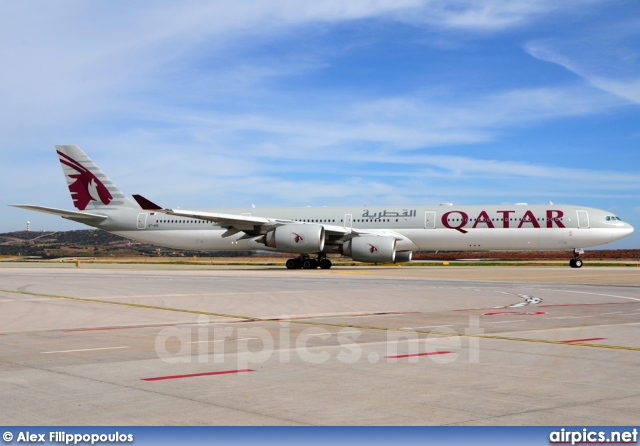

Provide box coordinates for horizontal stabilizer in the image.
[132,194,163,210]
[10,205,108,220]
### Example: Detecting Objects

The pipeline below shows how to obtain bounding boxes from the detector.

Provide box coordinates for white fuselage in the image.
[108,204,633,253]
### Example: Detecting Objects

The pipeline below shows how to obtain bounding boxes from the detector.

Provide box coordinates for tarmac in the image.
[1,263,639,425]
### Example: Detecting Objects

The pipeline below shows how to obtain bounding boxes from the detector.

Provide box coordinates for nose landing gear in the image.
[569,248,584,268]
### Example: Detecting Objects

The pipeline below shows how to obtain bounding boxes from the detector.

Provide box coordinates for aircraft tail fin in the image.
[55,145,138,211]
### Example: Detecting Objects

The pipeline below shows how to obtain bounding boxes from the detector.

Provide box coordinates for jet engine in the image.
[264,224,325,253]
[394,251,412,263]
[342,235,396,263]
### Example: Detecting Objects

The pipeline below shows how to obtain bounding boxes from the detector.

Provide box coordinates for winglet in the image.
[132,194,163,210]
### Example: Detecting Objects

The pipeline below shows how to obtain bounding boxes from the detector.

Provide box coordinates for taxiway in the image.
[1,264,639,425]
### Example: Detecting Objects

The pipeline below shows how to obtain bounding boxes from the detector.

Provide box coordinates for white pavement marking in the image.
[0,298,54,302]
[304,331,361,337]
[400,325,454,330]
[42,346,129,354]
[191,337,259,344]
[540,288,640,302]
[486,320,526,324]
[86,288,387,300]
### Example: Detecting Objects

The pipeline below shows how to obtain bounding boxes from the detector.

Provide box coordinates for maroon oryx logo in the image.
[57,151,112,210]
[293,232,304,243]
[368,243,378,254]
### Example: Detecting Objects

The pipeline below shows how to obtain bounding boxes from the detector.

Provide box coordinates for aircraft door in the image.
[137,213,148,230]
[344,214,353,230]
[424,211,436,229]
[577,210,589,228]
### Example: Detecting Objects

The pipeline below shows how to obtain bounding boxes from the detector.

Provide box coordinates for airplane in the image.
[11,145,634,269]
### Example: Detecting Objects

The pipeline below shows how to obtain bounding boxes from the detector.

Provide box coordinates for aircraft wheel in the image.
[286,259,298,269]
[569,258,583,268]
[319,258,332,269]
[303,259,319,269]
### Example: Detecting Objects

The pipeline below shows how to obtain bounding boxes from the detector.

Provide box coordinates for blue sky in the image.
[2,1,639,248]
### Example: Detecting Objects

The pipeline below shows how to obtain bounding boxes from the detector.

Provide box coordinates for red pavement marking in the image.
[560,337,606,343]
[483,311,546,316]
[64,323,177,332]
[386,351,452,359]
[142,369,254,381]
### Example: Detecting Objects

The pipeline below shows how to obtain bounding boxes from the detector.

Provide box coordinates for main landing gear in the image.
[569,248,584,268]
[285,254,332,270]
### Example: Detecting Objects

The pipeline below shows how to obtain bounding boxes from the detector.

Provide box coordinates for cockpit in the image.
[605,216,622,221]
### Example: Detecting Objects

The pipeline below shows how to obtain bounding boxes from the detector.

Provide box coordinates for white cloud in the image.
[0,0,611,144]
[406,0,560,31]
[584,78,640,104]
[525,14,640,105]
[133,81,620,163]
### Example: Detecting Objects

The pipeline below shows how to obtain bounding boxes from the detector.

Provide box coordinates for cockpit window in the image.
[606,215,622,221]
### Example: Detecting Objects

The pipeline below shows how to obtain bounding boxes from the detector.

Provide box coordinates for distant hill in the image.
[1,229,638,260]
[0,230,143,257]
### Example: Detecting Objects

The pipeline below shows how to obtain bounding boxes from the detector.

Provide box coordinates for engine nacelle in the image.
[264,224,325,253]
[394,251,412,263]
[343,235,396,263]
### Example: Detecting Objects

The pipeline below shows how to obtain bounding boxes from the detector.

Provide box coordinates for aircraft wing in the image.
[165,208,271,231]
[134,194,273,232]
[10,205,108,221]
[134,194,387,247]
[133,194,351,236]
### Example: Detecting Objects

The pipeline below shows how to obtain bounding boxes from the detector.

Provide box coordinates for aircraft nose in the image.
[622,222,634,236]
